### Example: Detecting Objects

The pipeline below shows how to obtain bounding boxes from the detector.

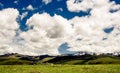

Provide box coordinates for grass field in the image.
[0,65,120,73]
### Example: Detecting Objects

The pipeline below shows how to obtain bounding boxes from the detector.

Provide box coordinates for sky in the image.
[0,0,120,56]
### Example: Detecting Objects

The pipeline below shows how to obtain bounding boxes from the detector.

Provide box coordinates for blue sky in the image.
[0,0,120,55]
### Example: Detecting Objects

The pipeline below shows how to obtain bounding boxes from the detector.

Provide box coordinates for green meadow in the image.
[0,54,120,73]
[0,65,120,73]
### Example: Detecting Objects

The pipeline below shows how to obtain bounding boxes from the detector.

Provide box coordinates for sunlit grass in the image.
[0,65,120,73]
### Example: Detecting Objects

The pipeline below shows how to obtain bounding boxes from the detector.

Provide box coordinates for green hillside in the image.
[0,54,120,65]
[45,55,120,65]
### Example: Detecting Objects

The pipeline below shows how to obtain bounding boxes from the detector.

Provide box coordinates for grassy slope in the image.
[65,57,120,65]
[45,55,120,65]
[0,58,33,65]
[0,54,120,65]
[0,65,120,73]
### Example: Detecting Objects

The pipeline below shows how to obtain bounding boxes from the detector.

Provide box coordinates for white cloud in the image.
[19,13,73,55]
[26,5,34,10]
[20,12,28,20]
[66,0,117,12]
[57,8,63,12]
[66,0,93,12]
[0,8,19,55]
[0,0,120,56]
[42,0,52,5]
[14,0,19,4]
[18,1,120,55]
[67,0,120,54]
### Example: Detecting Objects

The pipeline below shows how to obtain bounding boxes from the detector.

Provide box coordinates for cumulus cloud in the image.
[19,0,120,55]
[0,0,120,56]
[26,5,34,10]
[42,0,52,5]
[66,0,93,12]
[66,0,120,12]
[0,8,19,55]
[19,13,73,55]
[67,0,120,54]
